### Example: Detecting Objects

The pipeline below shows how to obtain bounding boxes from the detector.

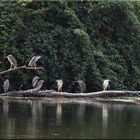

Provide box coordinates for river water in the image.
[0,97,140,139]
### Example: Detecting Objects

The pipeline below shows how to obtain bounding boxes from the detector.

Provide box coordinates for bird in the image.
[56,80,63,93]
[77,80,86,93]
[28,55,41,68]
[7,54,17,69]
[70,80,86,93]
[35,79,45,90]
[32,76,40,88]
[3,79,10,93]
[103,79,110,91]
[28,56,35,67]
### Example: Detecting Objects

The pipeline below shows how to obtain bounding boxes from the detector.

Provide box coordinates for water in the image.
[0,97,140,139]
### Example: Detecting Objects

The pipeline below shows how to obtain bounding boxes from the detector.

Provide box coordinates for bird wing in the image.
[8,55,17,66]
[80,81,86,90]
[28,56,36,67]
[32,77,39,87]
[34,56,41,63]
[103,81,105,86]
[103,81,108,88]
[3,80,10,92]
[35,80,40,88]
[36,80,44,89]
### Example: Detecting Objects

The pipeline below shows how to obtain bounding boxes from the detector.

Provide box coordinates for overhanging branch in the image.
[0,65,44,75]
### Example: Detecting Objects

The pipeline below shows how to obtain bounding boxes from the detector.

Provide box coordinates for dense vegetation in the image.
[0,0,140,93]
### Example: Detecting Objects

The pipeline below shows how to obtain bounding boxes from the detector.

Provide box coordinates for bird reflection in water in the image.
[2,99,16,139]
[56,98,62,125]
[77,102,86,125]
[102,104,108,138]
[3,99,9,116]
[30,100,43,135]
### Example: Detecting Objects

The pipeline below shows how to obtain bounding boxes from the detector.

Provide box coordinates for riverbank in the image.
[0,95,140,105]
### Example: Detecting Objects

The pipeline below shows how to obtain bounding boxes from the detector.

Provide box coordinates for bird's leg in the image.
[58,88,62,94]
[31,64,34,69]
[33,63,37,69]
[58,88,62,93]
[108,85,110,90]
[14,65,17,69]
[12,64,16,69]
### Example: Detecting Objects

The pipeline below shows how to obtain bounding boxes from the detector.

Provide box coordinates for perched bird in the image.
[56,80,63,93]
[28,56,35,67]
[32,76,40,88]
[77,80,86,93]
[35,80,45,90]
[103,79,110,91]
[70,80,86,93]
[3,79,10,93]
[28,55,41,68]
[7,54,17,69]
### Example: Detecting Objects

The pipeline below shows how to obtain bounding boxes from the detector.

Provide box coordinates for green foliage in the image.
[0,0,140,92]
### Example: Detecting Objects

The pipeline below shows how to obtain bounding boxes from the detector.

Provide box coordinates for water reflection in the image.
[0,98,140,139]
[56,98,62,125]
[3,99,9,116]
[77,102,86,125]
[102,104,108,138]
[29,100,43,138]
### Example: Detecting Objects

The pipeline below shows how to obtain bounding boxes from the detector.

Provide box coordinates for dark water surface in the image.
[0,97,140,139]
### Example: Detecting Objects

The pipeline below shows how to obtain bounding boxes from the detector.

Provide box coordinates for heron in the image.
[7,54,17,69]
[77,80,86,93]
[32,76,40,88]
[3,79,10,93]
[28,55,41,68]
[70,80,86,93]
[56,80,63,93]
[35,79,45,90]
[103,79,110,91]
